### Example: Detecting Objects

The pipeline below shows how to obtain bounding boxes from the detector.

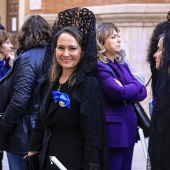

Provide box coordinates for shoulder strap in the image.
[145,75,152,87]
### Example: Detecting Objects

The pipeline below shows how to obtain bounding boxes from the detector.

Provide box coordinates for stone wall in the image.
[25,0,170,15]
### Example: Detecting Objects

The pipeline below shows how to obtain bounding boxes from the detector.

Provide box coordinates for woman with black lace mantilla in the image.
[146,14,167,100]
[28,8,109,170]
[147,11,170,170]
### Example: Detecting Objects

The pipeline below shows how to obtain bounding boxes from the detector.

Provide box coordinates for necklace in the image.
[57,83,66,107]
[57,83,62,91]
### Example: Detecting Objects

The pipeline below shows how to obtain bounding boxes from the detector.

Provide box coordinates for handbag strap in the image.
[145,75,152,87]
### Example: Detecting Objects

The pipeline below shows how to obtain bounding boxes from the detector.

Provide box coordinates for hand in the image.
[6,52,15,67]
[114,78,123,87]
[28,151,39,156]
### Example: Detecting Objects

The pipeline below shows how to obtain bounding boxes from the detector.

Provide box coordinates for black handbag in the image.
[133,102,151,138]
[23,153,39,170]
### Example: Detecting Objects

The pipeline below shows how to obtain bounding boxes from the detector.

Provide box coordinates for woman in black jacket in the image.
[0,15,51,170]
[28,8,109,170]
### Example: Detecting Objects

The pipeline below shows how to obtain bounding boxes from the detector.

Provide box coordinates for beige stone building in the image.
[0,0,170,114]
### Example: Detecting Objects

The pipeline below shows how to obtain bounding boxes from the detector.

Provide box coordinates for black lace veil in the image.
[146,21,167,97]
[156,12,170,87]
[42,7,97,84]
[147,11,170,170]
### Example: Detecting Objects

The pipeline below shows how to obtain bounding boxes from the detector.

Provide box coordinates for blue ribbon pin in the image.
[52,91,70,109]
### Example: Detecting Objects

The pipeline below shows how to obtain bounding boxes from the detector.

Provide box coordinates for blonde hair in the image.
[96,22,121,64]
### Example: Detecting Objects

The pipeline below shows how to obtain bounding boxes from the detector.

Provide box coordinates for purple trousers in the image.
[109,146,134,170]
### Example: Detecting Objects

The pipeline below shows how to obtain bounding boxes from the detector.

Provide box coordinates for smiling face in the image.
[0,38,13,60]
[154,37,164,70]
[103,29,121,61]
[55,32,82,73]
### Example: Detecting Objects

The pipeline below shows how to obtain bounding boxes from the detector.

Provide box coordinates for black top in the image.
[30,75,109,170]
[44,82,84,169]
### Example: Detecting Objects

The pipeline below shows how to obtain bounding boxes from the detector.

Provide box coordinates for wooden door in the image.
[7,0,19,50]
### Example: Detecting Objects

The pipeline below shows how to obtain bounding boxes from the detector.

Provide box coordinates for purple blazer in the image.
[97,61,147,147]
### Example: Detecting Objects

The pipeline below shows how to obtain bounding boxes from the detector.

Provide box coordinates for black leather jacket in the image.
[0,47,47,155]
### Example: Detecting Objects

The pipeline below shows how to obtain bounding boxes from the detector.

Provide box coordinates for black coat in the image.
[0,47,47,155]
[29,76,109,170]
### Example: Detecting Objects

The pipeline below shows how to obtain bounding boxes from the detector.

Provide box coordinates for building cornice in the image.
[87,4,170,27]
[29,4,170,27]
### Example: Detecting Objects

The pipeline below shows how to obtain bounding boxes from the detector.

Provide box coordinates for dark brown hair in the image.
[18,15,51,49]
[50,26,84,84]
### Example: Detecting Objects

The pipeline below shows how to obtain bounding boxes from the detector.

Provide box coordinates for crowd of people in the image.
[0,7,169,170]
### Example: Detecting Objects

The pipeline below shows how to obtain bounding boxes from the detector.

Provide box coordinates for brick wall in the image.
[25,0,170,15]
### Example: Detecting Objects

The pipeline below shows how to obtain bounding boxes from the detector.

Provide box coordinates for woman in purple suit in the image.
[96,23,147,170]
